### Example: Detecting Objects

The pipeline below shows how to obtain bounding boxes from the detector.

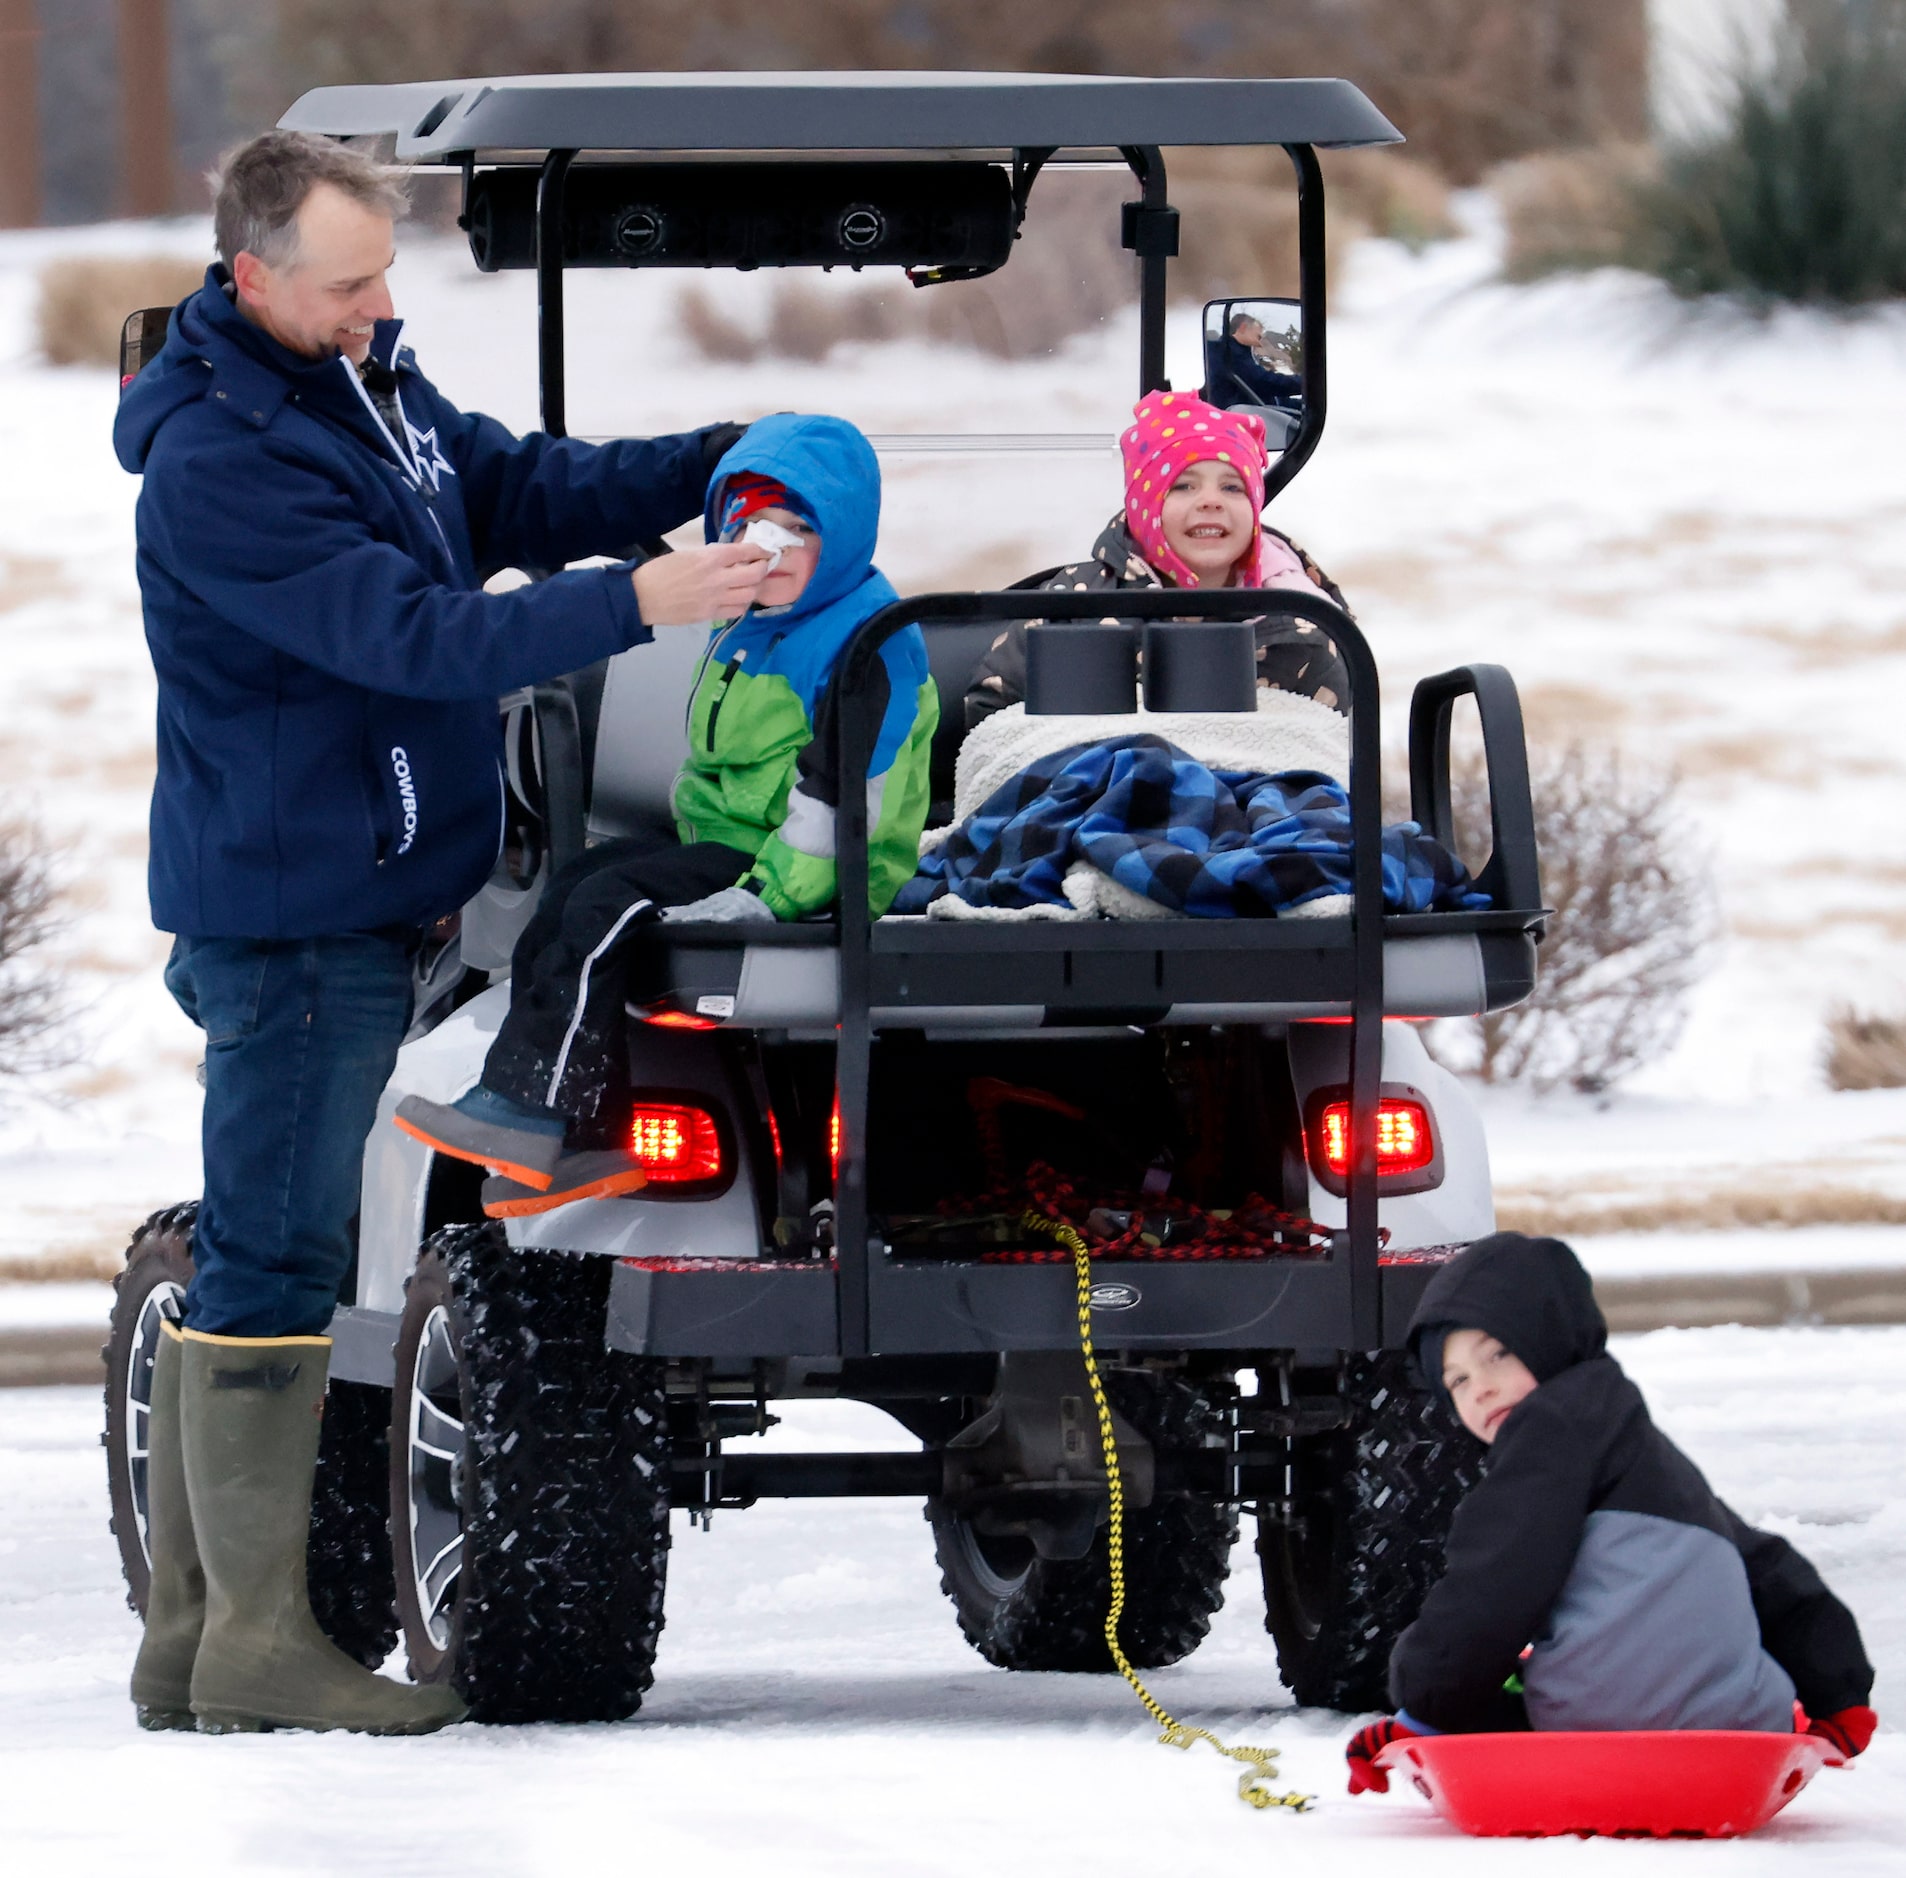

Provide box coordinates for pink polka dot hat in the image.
[1118,390,1298,591]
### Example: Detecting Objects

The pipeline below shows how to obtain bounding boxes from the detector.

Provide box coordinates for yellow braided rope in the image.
[1024,1209,1312,1814]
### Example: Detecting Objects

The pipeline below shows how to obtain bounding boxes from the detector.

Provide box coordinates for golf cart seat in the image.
[457,582,1543,1030]
[456,570,1059,973]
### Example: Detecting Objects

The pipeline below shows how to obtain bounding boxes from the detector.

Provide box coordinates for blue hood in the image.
[703,412,883,615]
[699,413,901,713]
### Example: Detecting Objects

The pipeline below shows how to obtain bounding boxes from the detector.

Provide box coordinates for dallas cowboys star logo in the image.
[403,419,456,494]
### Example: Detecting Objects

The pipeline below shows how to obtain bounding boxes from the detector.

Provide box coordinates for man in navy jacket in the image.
[113,130,769,1736]
[1215,312,1302,412]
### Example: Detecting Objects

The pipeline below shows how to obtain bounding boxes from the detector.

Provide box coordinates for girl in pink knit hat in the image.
[964,390,1351,729]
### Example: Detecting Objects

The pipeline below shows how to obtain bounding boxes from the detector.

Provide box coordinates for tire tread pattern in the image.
[308,1377,400,1668]
[930,1374,1235,1673]
[1259,1351,1484,1712]
[445,1221,671,1724]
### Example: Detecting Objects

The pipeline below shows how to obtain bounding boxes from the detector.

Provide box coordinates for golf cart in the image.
[106,72,1545,1724]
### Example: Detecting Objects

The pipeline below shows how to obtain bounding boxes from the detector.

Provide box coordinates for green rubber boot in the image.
[129,1321,201,1730]
[180,1329,465,1735]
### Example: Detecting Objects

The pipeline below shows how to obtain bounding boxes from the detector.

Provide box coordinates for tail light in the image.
[1306,1085,1443,1196]
[829,1089,843,1182]
[1317,1100,1432,1175]
[638,1002,720,1031]
[628,1102,725,1184]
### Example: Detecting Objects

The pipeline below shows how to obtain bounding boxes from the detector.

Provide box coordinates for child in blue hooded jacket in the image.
[397,415,937,1212]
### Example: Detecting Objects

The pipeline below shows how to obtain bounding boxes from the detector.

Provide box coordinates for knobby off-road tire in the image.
[928,1372,1235,1673]
[103,1204,196,1615]
[308,1377,401,1669]
[392,1221,671,1724]
[1257,1351,1483,1713]
[102,1202,398,1667]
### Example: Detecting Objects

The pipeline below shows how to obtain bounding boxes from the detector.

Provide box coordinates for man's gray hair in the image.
[211,131,409,271]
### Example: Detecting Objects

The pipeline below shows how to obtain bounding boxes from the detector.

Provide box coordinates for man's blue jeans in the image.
[165,932,416,1338]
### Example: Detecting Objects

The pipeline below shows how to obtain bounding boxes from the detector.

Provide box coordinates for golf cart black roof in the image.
[279,70,1401,163]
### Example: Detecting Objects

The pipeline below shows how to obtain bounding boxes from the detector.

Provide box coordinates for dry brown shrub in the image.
[1496,1182,1906,1237]
[674,146,1457,365]
[677,170,1133,364]
[1491,143,1658,283]
[0,819,67,1082]
[35,255,206,369]
[676,282,766,363]
[0,556,74,616]
[767,279,906,362]
[0,1246,122,1283]
[1823,1004,1906,1091]
[1426,743,1714,1095]
[1169,181,1314,306]
[1166,146,1375,303]
[1323,149,1458,249]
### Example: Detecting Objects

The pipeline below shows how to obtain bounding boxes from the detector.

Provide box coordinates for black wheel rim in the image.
[1266,1442,1337,1646]
[948,1516,1036,1598]
[124,1280,184,1573]
[404,1303,466,1652]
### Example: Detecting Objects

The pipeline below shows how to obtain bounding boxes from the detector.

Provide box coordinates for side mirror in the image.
[119,305,172,395]
[1200,297,1304,450]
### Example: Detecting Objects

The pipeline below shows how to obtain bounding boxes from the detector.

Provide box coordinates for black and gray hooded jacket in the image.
[1392,1233,1873,1735]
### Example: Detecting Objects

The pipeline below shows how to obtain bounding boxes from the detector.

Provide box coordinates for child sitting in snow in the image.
[1347,1231,1876,1794]
[395,414,937,1215]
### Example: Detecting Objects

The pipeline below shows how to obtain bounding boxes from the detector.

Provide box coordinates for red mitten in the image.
[1346,1717,1421,1794]
[1805,1706,1877,1758]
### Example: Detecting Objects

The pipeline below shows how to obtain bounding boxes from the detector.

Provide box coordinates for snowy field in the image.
[0,195,1901,1863]
[2,1324,1900,1875]
[1,195,1905,1280]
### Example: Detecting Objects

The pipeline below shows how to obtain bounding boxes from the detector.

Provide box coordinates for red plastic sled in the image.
[1373,1729,1844,1839]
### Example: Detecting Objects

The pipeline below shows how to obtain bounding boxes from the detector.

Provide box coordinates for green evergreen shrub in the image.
[1636,0,1906,305]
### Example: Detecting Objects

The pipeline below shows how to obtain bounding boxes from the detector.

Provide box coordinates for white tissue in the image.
[742,517,805,573]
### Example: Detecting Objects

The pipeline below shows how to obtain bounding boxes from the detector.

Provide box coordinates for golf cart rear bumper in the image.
[599,1248,1462,1359]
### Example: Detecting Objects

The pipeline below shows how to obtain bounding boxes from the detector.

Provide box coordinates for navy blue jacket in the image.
[1215,334,1301,411]
[114,269,712,937]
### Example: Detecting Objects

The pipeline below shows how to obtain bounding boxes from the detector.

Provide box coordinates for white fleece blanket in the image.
[918,692,1353,922]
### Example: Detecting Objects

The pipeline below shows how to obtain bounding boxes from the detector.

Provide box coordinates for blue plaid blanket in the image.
[893,734,1489,918]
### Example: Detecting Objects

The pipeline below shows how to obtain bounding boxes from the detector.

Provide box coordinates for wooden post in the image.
[0,0,40,229]
[118,0,173,218]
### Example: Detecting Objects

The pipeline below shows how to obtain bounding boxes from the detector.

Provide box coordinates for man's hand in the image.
[1345,1716,1422,1795]
[1805,1706,1877,1759]
[699,420,747,475]
[632,542,771,626]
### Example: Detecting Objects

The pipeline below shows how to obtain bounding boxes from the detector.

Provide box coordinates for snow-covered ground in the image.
[2,194,1904,1281]
[1,203,1903,1857]
[2,1324,1900,1875]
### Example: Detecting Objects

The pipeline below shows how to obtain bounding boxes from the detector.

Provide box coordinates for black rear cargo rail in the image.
[828,587,1386,1359]
[1409,663,1543,916]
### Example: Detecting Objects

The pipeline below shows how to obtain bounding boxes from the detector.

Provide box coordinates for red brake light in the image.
[640,1005,719,1031]
[829,1090,843,1182]
[1317,1099,1435,1177]
[628,1103,724,1183]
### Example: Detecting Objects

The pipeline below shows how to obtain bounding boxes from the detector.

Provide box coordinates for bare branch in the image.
[1822,1004,1906,1092]
[1426,743,1715,1096]
[0,818,69,1083]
